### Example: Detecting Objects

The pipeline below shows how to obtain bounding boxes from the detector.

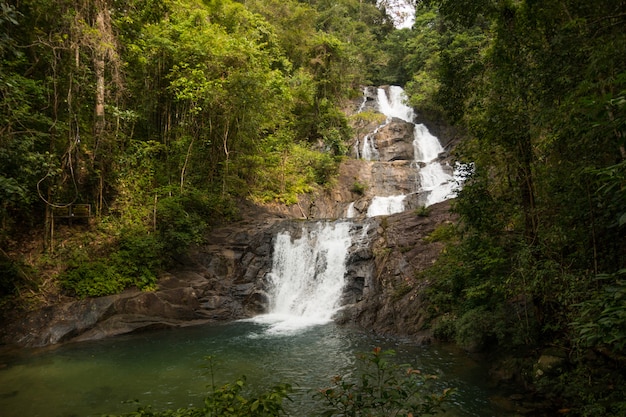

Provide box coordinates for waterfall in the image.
[360,86,455,213]
[413,123,443,162]
[255,85,457,332]
[359,86,414,161]
[367,195,406,217]
[412,121,455,206]
[359,86,416,216]
[419,164,455,205]
[377,86,414,123]
[361,132,380,161]
[258,222,353,334]
[346,202,356,218]
[378,0,415,29]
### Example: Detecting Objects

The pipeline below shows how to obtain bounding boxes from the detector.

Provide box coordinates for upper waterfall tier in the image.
[377,0,415,29]
[377,86,415,123]
[256,85,460,220]
[351,86,456,217]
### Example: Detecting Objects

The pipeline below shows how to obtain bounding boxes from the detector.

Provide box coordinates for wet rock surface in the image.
[337,202,455,339]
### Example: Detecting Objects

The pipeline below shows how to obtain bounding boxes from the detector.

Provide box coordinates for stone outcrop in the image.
[376,120,416,162]
[2,279,207,347]
[337,202,455,340]
[0,214,285,348]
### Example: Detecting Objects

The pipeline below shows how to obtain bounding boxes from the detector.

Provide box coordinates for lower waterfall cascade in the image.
[254,221,354,334]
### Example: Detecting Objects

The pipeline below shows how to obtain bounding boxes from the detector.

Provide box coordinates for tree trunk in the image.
[92,4,108,214]
[94,8,106,137]
[517,133,537,243]
[181,137,195,194]
[222,123,230,198]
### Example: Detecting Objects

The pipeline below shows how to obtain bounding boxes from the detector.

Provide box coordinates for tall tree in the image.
[416,0,626,351]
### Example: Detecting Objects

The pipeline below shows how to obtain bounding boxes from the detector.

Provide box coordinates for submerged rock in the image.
[534,353,567,378]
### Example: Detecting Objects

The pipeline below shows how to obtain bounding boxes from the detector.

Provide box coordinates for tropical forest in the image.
[0,0,625,416]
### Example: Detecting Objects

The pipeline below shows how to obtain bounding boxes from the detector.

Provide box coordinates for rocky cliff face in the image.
[289,86,460,220]
[0,201,453,348]
[0,87,459,349]
[338,203,455,340]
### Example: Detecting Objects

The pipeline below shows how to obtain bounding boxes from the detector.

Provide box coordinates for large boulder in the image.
[376,120,415,162]
[1,281,206,347]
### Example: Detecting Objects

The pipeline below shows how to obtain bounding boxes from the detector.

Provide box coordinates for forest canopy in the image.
[0,0,395,296]
[405,1,626,415]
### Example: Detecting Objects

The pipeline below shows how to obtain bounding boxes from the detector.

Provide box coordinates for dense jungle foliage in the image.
[1,0,625,415]
[407,1,626,416]
[0,0,395,298]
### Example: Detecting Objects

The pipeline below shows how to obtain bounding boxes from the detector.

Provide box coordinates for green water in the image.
[0,321,503,417]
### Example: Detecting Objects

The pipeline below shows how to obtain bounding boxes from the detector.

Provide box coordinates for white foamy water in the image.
[346,202,356,218]
[255,222,352,334]
[420,163,455,205]
[412,122,455,206]
[412,123,455,205]
[352,86,459,216]
[377,86,415,122]
[358,86,415,161]
[378,0,415,29]
[367,195,406,217]
[361,132,379,161]
[413,123,443,162]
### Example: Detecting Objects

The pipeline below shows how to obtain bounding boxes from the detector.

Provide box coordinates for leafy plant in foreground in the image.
[316,347,452,417]
[106,356,293,417]
[571,270,626,356]
[59,227,163,297]
[104,350,451,417]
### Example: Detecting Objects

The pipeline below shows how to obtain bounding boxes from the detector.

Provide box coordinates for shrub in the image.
[423,222,456,243]
[309,150,339,186]
[60,260,128,298]
[414,205,431,217]
[157,191,210,256]
[350,180,367,195]
[571,270,626,356]
[316,347,451,417]
[60,228,163,297]
[105,350,450,417]
[105,356,293,417]
[111,228,163,291]
[432,313,457,342]
[0,254,36,299]
[108,378,293,417]
[454,307,495,352]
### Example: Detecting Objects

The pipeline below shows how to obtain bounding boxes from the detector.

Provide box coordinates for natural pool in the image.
[0,320,508,417]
